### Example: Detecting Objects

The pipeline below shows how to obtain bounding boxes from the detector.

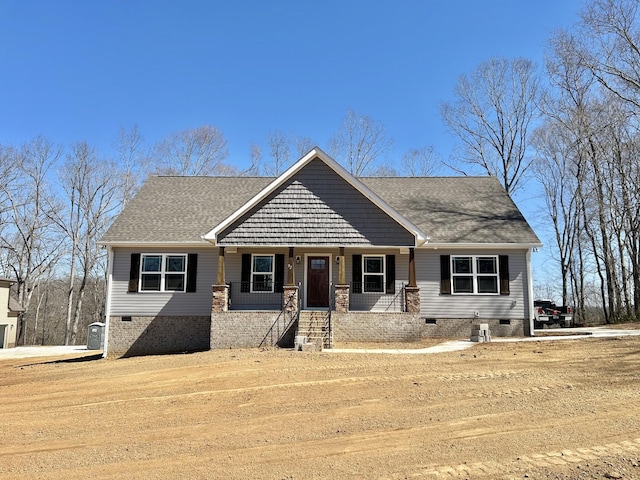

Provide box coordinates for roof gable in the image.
[204,147,426,245]
[217,157,417,246]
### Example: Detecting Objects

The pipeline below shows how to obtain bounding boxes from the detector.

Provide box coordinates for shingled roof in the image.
[361,176,540,245]
[100,170,540,246]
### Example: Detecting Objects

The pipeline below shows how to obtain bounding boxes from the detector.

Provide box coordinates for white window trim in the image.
[451,255,499,295]
[251,254,275,294]
[362,254,385,293]
[139,254,187,293]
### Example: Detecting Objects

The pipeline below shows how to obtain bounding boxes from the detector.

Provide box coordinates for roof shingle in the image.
[100,173,540,246]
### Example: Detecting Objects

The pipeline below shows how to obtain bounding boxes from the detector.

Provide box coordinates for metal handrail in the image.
[258,286,300,348]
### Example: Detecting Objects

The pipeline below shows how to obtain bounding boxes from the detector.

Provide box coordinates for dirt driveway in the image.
[1,330,639,479]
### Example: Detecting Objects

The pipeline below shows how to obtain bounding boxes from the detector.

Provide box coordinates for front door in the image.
[307,256,330,308]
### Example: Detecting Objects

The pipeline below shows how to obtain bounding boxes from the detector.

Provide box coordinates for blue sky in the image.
[0,0,585,291]
[1,0,582,167]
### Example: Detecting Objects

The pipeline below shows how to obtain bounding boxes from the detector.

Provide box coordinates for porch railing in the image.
[349,282,406,312]
[259,287,301,348]
[228,282,283,310]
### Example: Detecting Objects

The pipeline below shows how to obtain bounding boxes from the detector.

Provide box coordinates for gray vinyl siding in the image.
[415,249,529,319]
[110,247,217,316]
[346,250,409,312]
[218,159,415,246]
[225,248,409,311]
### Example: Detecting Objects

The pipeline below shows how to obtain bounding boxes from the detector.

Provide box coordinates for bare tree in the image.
[55,142,122,344]
[578,0,640,109]
[114,124,148,205]
[440,57,541,195]
[402,146,442,176]
[0,137,63,343]
[153,125,229,175]
[292,134,315,158]
[329,109,393,176]
[263,130,291,176]
[532,124,580,308]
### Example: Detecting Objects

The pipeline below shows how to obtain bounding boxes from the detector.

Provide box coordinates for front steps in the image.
[296,311,331,350]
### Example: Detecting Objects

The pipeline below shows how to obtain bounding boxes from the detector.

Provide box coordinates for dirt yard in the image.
[1,332,640,479]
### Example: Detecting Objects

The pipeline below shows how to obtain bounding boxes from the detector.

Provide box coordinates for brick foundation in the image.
[421,318,526,337]
[108,315,211,357]
[332,312,422,343]
[211,311,284,349]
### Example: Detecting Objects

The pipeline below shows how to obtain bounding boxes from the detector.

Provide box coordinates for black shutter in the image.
[128,253,140,293]
[241,254,251,293]
[440,255,451,295]
[274,254,285,293]
[352,254,362,294]
[499,255,510,295]
[186,254,198,292]
[385,254,396,294]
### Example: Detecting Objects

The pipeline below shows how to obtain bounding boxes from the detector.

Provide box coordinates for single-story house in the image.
[100,147,541,357]
[0,277,22,349]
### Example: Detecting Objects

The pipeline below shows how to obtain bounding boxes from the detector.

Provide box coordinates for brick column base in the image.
[405,286,420,314]
[212,284,229,312]
[334,284,350,313]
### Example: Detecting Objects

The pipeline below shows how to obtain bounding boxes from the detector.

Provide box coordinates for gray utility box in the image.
[87,322,105,350]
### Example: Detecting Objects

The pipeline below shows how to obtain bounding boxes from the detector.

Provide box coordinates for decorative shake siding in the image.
[218,159,415,246]
[109,247,217,316]
[414,248,530,320]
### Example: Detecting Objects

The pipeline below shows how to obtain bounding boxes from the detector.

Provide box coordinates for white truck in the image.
[534,299,573,329]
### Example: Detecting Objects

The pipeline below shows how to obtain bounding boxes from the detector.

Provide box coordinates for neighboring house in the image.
[100,148,541,357]
[0,277,23,349]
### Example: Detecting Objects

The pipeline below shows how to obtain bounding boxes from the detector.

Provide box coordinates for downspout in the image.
[526,248,535,337]
[102,245,114,358]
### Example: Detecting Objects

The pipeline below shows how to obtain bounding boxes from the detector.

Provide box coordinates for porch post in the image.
[409,247,416,287]
[338,246,345,285]
[212,247,228,312]
[405,248,420,314]
[216,247,225,285]
[288,247,295,285]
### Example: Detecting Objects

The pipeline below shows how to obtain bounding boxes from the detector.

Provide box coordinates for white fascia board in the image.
[98,241,214,249]
[420,242,543,250]
[203,146,427,246]
[215,244,417,249]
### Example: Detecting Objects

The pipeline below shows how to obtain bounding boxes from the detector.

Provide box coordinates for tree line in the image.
[2,0,639,345]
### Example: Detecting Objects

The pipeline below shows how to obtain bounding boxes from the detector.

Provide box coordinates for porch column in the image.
[212,247,228,312]
[287,247,295,285]
[338,246,345,285]
[409,247,416,287]
[217,247,225,285]
[335,247,349,313]
[405,248,420,314]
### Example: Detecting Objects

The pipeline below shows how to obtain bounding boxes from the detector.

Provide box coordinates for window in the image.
[363,255,384,293]
[251,254,274,292]
[451,255,499,294]
[140,254,187,292]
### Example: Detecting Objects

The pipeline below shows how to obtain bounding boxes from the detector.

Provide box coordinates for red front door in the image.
[307,256,330,308]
